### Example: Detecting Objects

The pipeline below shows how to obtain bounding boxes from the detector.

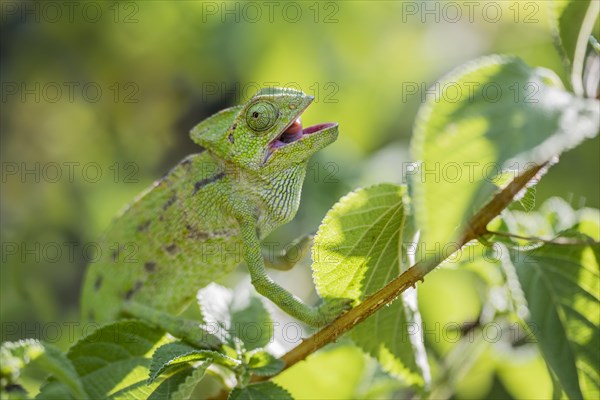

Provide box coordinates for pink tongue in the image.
[285,119,303,135]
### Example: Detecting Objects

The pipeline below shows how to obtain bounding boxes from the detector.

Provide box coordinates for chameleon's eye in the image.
[246,101,278,132]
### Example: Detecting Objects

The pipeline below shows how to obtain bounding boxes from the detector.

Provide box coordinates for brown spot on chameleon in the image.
[184,223,234,240]
[124,280,144,300]
[144,261,156,272]
[163,194,177,210]
[193,172,226,195]
[185,224,210,240]
[111,247,119,262]
[137,220,151,232]
[227,123,237,143]
[94,275,103,290]
[165,244,177,254]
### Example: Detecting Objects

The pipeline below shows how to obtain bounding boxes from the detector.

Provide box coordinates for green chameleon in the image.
[81,88,351,343]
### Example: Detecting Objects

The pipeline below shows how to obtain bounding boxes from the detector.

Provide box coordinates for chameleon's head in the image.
[191,88,338,170]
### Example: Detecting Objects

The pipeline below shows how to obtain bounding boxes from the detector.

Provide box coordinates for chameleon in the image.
[80,88,351,342]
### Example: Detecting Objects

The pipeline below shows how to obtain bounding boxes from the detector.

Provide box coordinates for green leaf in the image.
[246,350,284,376]
[228,382,293,400]
[411,55,599,249]
[34,345,87,400]
[507,243,600,399]
[197,283,273,351]
[312,184,429,387]
[550,0,600,94]
[1,339,86,399]
[37,321,214,399]
[578,208,600,241]
[490,170,537,212]
[36,381,73,400]
[517,185,536,212]
[493,197,596,247]
[498,197,576,243]
[149,341,237,383]
[313,184,411,301]
[36,320,167,399]
[110,363,209,400]
[2,385,29,400]
[168,363,211,400]
[1,339,44,383]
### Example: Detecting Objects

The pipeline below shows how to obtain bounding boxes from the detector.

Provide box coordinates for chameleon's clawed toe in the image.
[314,298,353,326]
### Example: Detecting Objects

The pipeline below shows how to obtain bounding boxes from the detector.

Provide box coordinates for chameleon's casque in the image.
[81,88,344,327]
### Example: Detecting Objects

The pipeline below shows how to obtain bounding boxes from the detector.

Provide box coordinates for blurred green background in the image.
[1,1,598,398]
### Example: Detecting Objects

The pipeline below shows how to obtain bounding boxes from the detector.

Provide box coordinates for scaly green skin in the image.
[81,88,350,331]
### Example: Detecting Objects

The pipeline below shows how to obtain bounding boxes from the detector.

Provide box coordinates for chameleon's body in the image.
[81,88,347,329]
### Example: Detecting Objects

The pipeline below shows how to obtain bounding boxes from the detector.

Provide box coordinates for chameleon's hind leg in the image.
[121,301,222,350]
[263,234,313,271]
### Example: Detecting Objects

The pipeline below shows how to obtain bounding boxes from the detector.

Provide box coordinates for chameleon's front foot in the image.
[290,299,352,328]
[251,273,352,327]
[303,298,353,327]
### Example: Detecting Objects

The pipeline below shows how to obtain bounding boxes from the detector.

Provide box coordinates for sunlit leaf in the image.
[550,0,600,94]
[411,55,599,249]
[228,382,292,400]
[313,184,429,387]
[517,186,536,212]
[111,363,209,400]
[1,339,86,399]
[148,341,237,384]
[168,364,211,400]
[246,350,284,377]
[493,197,595,247]
[36,320,166,399]
[507,243,600,399]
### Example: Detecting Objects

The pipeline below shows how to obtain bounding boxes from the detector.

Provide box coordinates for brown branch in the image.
[249,162,548,384]
[278,260,431,371]
[202,162,553,400]
[203,164,550,398]
[465,162,548,238]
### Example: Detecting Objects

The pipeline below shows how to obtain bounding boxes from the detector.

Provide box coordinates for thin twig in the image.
[485,230,596,245]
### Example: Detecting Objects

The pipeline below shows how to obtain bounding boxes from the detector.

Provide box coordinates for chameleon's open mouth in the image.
[269,118,337,150]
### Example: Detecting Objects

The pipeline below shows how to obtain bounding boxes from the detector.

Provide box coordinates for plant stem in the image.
[251,162,548,383]
[484,230,596,245]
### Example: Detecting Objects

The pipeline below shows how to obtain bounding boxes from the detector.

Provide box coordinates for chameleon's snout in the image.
[270,117,338,149]
[263,117,338,165]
